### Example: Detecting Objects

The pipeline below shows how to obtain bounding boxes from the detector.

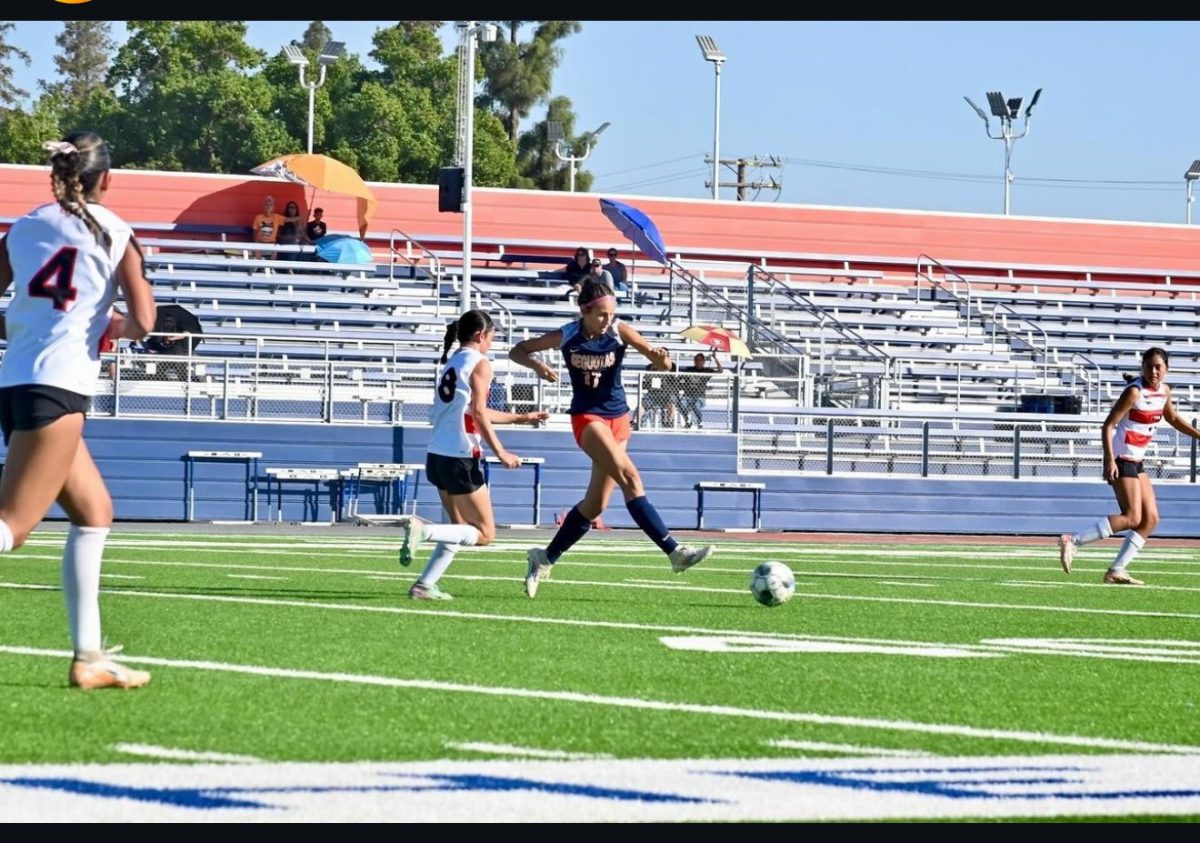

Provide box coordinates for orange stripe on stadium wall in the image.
[5,164,1200,271]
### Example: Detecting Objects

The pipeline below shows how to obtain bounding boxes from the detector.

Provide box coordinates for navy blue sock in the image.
[625,495,678,554]
[546,505,592,563]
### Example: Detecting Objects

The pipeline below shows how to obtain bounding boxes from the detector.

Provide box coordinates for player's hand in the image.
[649,347,671,370]
[536,362,559,383]
[497,451,522,469]
[523,411,550,426]
[1104,459,1118,483]
[106,312,126,340]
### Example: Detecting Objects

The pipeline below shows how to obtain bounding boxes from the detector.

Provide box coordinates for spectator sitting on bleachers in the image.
[277,201,304,249]
[603,248,629,292]
[305,207,327,243]
[563,247,591,286]
[587,258,615,288]
[251,194,285,259]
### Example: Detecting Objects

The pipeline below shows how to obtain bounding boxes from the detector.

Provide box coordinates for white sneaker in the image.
[524,547,552,598]
[69,656,151,690]
[669,544,716,573]
[1057,533,1076,574]
[397,515,429,568]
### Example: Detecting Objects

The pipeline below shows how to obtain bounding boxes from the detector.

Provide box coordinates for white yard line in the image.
[4,581,1199,663]
[444,741,612,760]
[766,738,934,758]
[226,574,289,581]
[2,644,1196,756]
[111,743,264,764]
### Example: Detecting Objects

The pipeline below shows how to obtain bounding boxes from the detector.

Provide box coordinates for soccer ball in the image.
[749,561,795,607]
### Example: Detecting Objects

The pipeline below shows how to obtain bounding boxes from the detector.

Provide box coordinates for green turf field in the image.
[2,530,1199,821]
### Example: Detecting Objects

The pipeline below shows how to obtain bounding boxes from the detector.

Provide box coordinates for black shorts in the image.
[0,384,91,446]
[1115,458,1146,479]
[425,452,486,496]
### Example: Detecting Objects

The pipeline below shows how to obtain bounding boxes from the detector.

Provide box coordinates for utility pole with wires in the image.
[704,155,783,201]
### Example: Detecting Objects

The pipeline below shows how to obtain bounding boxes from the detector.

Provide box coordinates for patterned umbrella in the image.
[680,325,751,358]
[252,153,377,238]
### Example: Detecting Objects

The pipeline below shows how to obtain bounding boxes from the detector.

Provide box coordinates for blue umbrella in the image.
[599,198,669,266]
[314,234,373,265]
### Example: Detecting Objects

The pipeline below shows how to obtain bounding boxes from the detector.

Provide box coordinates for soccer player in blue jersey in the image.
[508,277,716,598]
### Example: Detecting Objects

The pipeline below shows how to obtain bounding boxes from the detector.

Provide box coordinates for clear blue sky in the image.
[6,20,1200,225]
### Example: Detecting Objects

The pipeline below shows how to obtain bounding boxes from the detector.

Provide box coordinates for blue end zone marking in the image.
[0,778,274,810]
[2,773,718,810]
[722,765,1200,801]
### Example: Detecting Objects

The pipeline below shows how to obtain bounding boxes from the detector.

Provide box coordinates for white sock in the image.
[423,524,480,546]
[1110,531,1146,573]
[62,524,109,655]
[0,518,13,553]
[1073,518,1113,547]
[417,543,458,587]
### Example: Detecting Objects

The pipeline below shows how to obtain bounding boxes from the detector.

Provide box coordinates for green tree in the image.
[48,22,114,103]
[0,95,64,164]
[0,22,32,107]
[106,21,291,172]
[299,21,332,52]
[515,96,593,192]
[478,20,579,144]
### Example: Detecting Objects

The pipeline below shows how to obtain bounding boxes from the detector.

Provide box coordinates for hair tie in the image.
[42,140,79,157]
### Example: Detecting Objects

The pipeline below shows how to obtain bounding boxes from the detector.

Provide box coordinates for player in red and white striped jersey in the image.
[1058,347,1200,584]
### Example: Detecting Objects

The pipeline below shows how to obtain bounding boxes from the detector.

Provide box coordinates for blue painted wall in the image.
[5,418,1200,537]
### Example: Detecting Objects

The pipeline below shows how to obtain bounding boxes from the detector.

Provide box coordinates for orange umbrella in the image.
[680,325,751,358]
[251,153,377,238]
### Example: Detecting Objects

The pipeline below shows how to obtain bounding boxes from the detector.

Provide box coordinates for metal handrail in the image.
[388,227,445,317]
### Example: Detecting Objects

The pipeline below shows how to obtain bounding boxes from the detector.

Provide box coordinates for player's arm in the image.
[508,329,562,383]
[1163,387,1200,439]
[486,408,549,426]
[618,321,670,370]
[1101,385,1139,480]
[112,235,156,340]
[469,358,520,468]
[0,235,11,341]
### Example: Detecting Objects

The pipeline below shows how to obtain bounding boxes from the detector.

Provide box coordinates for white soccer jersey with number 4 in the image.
[1,202,131,396]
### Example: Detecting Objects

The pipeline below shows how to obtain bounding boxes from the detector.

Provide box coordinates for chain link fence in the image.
[738,407,1200,481]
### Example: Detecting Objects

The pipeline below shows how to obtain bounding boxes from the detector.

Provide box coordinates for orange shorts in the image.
[571,413,632,448]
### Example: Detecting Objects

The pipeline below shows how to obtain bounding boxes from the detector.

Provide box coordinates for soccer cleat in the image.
[396,515,429,568]
[669,544,716,573]
[1057,533,1076,574]
[1104,570,1144,586]
[524,547,552,598]
[68,656,151,690]
[408,582,454,601]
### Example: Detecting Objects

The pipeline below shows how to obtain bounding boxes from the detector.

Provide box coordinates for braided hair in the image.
[45,131,112,249]
[440,309,495,363]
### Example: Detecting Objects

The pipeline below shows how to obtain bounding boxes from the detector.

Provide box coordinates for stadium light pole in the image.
[696,35,726,201]
[548,120,611,192]
[283,41,345,154]
[455,21,498,313]
[963,87,1043,215]
[1186,161,1200,224]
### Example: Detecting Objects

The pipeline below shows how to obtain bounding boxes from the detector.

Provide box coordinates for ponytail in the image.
[440,309,495,363]
[45,131,112,249]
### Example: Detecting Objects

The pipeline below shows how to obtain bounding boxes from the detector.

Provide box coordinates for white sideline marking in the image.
[111,743,264,764]
[5,580,1200,658]
[2,644,1197,756]
[877,581,937,587]
[226,574,289,581]
[445,742,612,760]
[1001,581,1069,589]
[100,574,144,581]
[659,635,995,658]
[766,738,933,758]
